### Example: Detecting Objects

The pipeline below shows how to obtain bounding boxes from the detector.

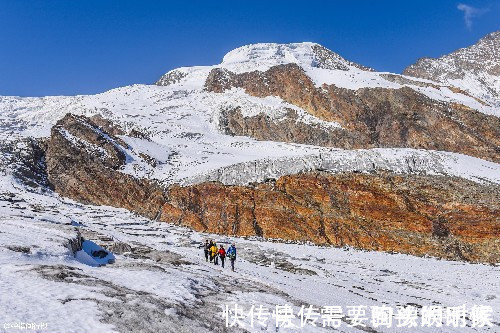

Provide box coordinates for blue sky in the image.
[1,1,498,97]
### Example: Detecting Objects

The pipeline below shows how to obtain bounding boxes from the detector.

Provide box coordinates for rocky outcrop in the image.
[1,138,53,189]
[219,106,360,148]
[309,43,374,71]
[161,172,500,263]
[45,114,165,219]
[205,64,500,162]
[155,69,188,87]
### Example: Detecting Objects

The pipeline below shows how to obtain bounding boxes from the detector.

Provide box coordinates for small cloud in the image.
[457,3,489,30]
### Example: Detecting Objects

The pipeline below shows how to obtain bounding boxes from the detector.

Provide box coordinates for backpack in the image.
[228,246,236,259]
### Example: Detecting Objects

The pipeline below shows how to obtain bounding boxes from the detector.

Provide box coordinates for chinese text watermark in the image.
[223,304,493,329]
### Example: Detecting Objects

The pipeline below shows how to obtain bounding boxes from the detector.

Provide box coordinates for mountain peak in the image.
[155,42,373,87]
[481,30,500,42]
[220,42,373,73]
[403,31,499,105]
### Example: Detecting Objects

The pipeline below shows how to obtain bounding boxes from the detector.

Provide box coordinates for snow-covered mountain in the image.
[404,31,500,107]
[156,42,374,87]
[157,41,498,114]
[0,34,499,332]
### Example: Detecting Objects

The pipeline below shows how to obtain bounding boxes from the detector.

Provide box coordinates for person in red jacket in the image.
[218,245,226,268]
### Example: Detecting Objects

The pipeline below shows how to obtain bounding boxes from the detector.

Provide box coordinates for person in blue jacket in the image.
[226,243,237,272]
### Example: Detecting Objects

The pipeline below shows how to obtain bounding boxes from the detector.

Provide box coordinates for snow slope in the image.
[1,86,498,187]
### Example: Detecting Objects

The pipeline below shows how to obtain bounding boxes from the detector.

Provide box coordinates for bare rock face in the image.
[309,43,374,71]
[219,106,360,148]
[205,64,500,162]
[161,172,500,263]
[1,138,53,189]
[45,114,165,219]
[155,69,188,87]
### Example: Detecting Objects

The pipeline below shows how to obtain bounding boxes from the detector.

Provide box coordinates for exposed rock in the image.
[155,69,188,86]
[89,114,126,137]
[160,172,500,263]
[241,244,318,275]
[219,106,359,148]
[105,242,132,255]
[1,138,53,189]
[6,245,31,254]
[124,246,190,266]
[310,43,374,71]
[205,64,499,162]
[45,114,166,220]
[67,231,83,255]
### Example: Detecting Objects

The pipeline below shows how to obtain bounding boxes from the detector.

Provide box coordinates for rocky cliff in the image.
[161,172,500,263]
[218,106,358,148]
[45,114,165,220]
[206,64,499,162]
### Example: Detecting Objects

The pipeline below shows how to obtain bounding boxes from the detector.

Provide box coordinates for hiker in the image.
[203,240,210,262]
[218,245,226,268]
[227,243,237,272]
[210,241,218,265]
[208,240,214,263]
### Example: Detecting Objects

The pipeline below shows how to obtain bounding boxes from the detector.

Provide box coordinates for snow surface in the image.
[220,42,352,73]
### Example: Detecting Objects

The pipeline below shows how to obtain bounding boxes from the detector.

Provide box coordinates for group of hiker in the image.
[203,240,237,271]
